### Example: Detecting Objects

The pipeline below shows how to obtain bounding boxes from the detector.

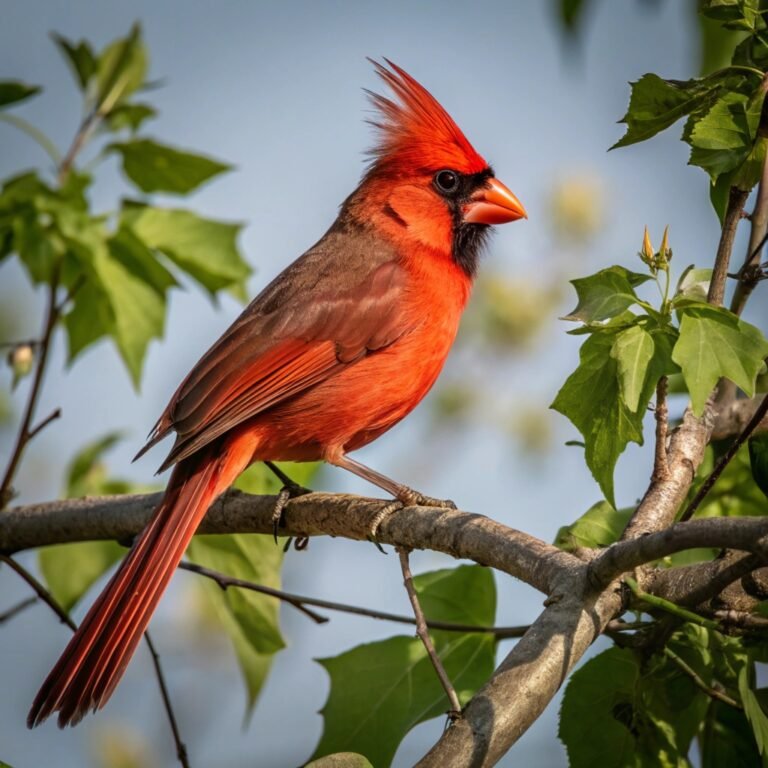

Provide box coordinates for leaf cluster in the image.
[613,0,768,219]
[553,254,768,505]
[0,26,249,386]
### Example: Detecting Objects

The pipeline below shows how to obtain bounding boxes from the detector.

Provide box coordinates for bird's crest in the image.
[365,59,487,176]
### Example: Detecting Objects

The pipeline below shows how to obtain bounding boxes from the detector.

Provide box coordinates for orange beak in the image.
[463,177,527,225]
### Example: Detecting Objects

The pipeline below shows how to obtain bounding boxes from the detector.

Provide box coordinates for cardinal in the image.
[29,59,526,727]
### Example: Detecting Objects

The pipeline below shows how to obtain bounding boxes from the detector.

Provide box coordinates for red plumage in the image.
[29,59,526,728]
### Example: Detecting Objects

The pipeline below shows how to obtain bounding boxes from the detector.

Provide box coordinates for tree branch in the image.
[0,491,577,596]
[179,560,530,638]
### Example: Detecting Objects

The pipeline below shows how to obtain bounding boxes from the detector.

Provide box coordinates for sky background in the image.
[2,2,766,767]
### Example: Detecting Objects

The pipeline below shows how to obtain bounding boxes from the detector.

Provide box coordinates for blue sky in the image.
[1,2,762,766]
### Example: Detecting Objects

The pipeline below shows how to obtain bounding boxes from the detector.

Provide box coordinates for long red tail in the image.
[28,441,250,728]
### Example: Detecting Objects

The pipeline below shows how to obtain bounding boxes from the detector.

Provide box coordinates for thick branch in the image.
[0,490,577,596]
[591,517,768,586]
[417,571,622,767]
[621,407,716,539]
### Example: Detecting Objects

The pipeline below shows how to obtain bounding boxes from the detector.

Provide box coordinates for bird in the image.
[28,58,526,728]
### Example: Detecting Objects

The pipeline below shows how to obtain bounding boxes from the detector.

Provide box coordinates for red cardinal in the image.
[29,59,526,727]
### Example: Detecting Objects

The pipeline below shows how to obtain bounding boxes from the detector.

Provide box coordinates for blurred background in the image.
[2,1,766,766]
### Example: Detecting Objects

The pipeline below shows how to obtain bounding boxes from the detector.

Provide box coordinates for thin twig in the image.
[144,631,190,768]
[179,560,529,638]
[679,392,768,523]
[1,555,190,766]
[0,274,61,510]
[27,409,62,442]
[397,547,462,719]
[663,647,742,709]
[653,376,670,482]
[625,576,720,630]
[0,595,37,624]
[0,554,75,630]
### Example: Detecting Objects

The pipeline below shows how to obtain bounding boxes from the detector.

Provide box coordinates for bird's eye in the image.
[434,170,459,195]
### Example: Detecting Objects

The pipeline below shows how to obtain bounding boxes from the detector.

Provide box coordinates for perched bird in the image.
[29,59,526,727]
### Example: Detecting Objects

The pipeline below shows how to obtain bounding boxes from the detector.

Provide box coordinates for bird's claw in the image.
[271,482,312,543]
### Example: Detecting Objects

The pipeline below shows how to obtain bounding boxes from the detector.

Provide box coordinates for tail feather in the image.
[28,441,249,728]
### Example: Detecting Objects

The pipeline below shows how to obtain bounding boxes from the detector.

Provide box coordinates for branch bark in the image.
[0,490,577,596]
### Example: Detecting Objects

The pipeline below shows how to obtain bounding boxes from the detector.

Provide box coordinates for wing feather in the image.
[140,222,412,470]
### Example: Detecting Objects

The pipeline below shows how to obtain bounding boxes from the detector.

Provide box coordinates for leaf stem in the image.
[0,113,61,166]
[624,576,720,630]
[663,647,742,709]
[0,595,37,624]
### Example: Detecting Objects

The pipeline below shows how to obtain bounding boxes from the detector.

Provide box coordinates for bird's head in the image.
[349,59,526,276]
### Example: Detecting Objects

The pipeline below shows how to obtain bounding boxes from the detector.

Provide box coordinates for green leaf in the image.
[64,278,113,361]
[611,324,655,412]
[108,226,177,295]
[62,220,166,387]
[108,139,231,194]
[686,90,763,181]
[51,34,97,90]
[552,327,646,505]
[672,305,768,416]
[39,541,124,613]
[186,534,285,716]
[563,266,650,324]
[312,565,496,767]
[123,205,250,293]
[739,666,768,757]
[0,81,41,109]
[557,0,590,32]
[554,500,632,550]
[105,103,156,133]
[675,266,713,302]
[612,74,719,150]
[234,460,320,496]
[701,700,763,768]
[95,23,147,113]
[559,648,642,767]
[560,638,711,768]
[305,755,374,768]
[62,430,149,497]
[749,434,768,500]
[701,0,760,29]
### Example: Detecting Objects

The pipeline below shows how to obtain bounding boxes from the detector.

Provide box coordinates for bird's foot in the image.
[272,483,312,542]
[366,489,457,549]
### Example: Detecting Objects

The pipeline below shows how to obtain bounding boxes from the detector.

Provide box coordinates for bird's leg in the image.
[264,461,312,543]
[328,453,457,538]
[397,546,462,721]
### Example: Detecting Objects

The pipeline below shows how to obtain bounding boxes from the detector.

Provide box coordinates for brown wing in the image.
[138,221,412,471]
